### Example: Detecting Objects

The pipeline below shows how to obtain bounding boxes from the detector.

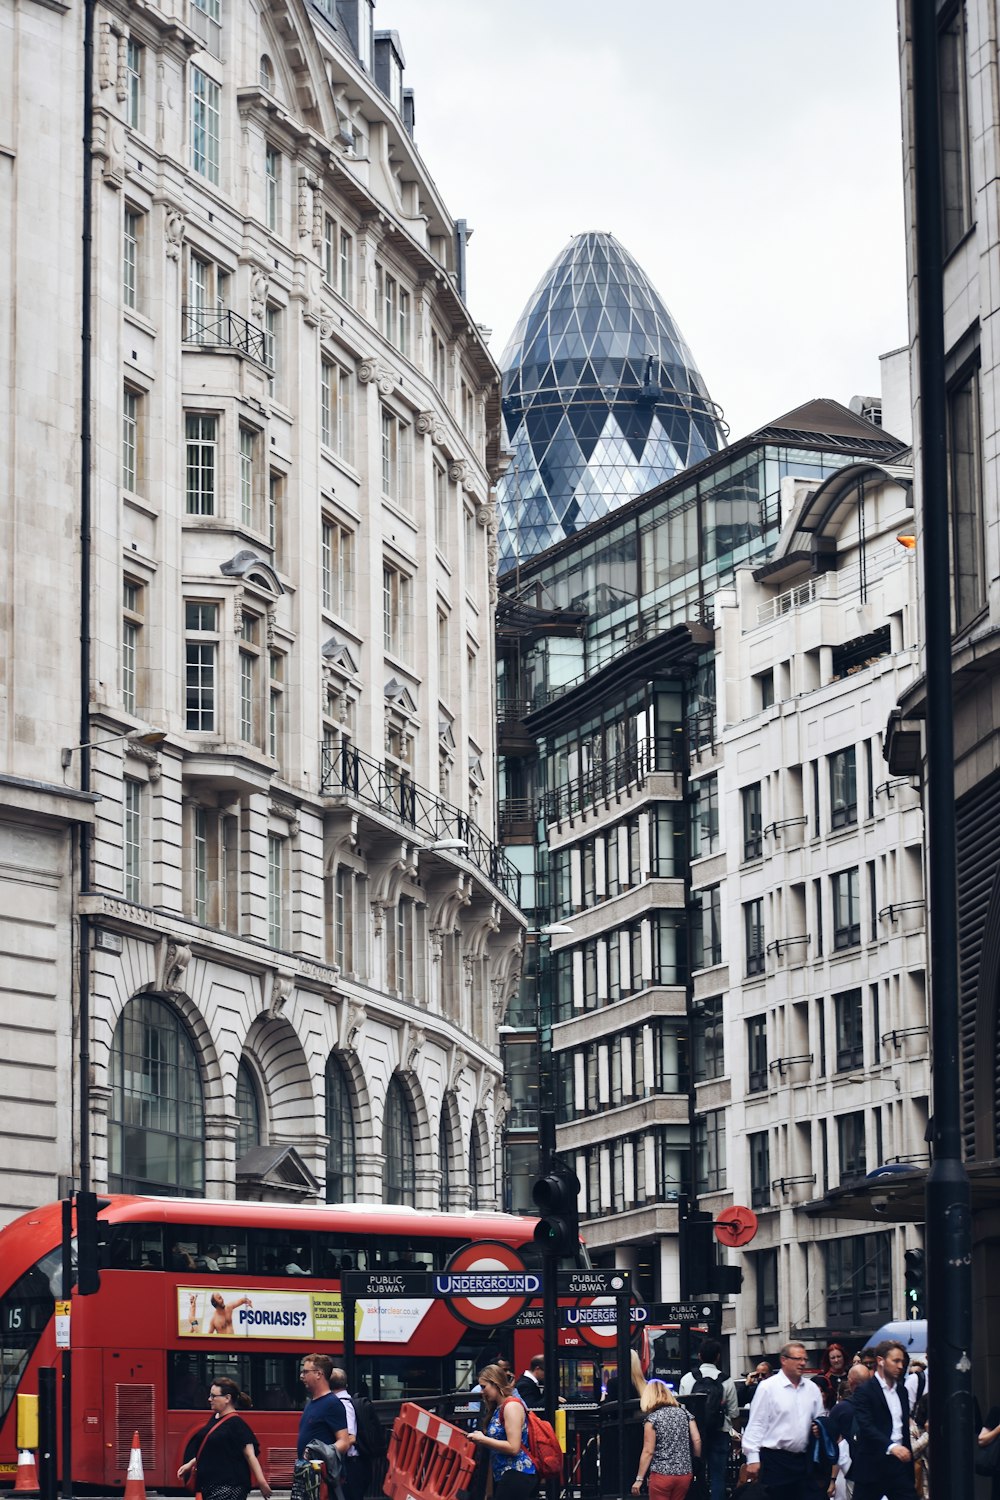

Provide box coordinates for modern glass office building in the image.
[497,232,725,569]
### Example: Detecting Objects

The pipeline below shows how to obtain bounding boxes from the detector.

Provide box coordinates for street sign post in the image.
[648,1301,722,1325]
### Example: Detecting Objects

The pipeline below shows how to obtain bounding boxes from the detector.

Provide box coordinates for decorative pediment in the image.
[235,1144,320,1201]
[385,678,418,715]
[469,754,485,784]
[439,718,456,752]
[323,636,359,676]
[220,551,283,595]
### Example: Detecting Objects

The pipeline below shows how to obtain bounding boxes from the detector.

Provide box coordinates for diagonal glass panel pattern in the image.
[498,232,724,569]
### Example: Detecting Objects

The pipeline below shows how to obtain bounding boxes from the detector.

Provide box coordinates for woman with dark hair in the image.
[468,1363,538,1500]
[178,1377,272,1500]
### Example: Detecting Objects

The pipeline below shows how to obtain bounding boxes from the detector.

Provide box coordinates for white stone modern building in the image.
[702,456,930,1361]
[0,0,522,1223]
[496,397,919,1355]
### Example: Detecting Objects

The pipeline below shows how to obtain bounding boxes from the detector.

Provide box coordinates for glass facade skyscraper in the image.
[497,232,724,570]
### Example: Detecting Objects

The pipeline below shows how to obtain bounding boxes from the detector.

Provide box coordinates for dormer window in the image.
[374,31,405,114]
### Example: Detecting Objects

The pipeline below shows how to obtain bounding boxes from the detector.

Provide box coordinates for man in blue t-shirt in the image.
[294,1353,352,1500]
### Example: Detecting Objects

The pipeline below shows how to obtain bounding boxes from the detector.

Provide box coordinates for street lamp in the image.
[61,727,167,769]
[425,837,468,852]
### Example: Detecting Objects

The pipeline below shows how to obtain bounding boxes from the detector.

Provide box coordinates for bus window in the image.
[192,1233,248,1274]
[317,1239,370,1275]
[167,1352,303,1411]
[247,1230,313,1277]
[106,1223,165,1270]
[0,1253,59,1421]
[355,1356,445,1402]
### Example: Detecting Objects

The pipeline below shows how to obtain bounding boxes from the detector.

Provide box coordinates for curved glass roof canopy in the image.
[497,232,725,570]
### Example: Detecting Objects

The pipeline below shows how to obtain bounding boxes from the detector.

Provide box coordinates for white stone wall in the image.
[702,466,929,1361]
[0,0,520,1222]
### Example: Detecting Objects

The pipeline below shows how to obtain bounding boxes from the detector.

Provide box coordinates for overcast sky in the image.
[382,0,908,443]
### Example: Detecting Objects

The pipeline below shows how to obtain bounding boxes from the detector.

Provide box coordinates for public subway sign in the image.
[175,1286,432,1344]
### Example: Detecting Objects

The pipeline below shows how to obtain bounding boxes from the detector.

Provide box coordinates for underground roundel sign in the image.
[438,1240,538,1327]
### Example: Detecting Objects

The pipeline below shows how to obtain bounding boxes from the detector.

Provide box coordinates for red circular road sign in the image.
[441,1240,535,1327]
[714,1205,758,1248]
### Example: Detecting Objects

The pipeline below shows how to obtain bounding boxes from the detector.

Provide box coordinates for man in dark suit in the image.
[851,1340,917,1500]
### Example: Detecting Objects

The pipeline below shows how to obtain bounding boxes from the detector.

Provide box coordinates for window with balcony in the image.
[692,994,724,1082]
[695,1108,726,1194]
[747,1014,768,1093]
[742,782,762,860]
[744,898,765,975]
[830,747,857,828]
[834,988,864,1071]
[190,67,220,183]
[837,1111,867,1180]
[832,868,861,950]
[185,601,218,731]
[749,1131,770,1209]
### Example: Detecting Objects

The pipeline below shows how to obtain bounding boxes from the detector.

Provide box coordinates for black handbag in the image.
[976,1435,1000,1478]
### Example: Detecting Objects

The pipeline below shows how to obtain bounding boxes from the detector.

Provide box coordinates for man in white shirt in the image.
[742,1341,825,1499]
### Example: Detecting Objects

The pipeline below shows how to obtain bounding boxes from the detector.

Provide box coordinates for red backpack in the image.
[501,1399,563,1479]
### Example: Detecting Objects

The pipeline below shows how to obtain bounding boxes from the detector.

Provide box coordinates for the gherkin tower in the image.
[497,232,725,570]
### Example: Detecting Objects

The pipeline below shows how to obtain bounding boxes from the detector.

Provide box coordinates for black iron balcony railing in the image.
[320,741,520,905]
[183,305,267,362]
[540,739,681,824]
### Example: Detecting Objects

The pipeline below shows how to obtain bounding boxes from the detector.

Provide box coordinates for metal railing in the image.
[541,740,680,824]
[320,741,520,905]
[183,305,267,362]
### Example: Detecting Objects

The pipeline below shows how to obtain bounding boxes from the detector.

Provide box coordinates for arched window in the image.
[469,1123,483,1211]
[259,55,274,91]
[109,996,204,1195]
[438,1109,453,1211]
[234,1060,261,1160]
[383,1076,415,1205]
[325,1054,356,1202]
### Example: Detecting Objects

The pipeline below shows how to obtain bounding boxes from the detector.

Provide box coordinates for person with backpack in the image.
[678,1339,738,1500]
[329,1368,385,1500]
[631,1379,701,1499]
[469,1363,539,1500]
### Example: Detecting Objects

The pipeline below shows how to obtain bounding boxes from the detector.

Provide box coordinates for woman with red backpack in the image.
[469,1364,539,1500]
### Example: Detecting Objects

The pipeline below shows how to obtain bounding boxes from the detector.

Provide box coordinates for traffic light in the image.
[76,1191,111,1296]
[532,1156,580,1258]
[904,1247,926,1319]
[681,1211,716,1296]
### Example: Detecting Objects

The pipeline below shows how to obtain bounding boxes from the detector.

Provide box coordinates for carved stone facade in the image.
[0,0,517,1222]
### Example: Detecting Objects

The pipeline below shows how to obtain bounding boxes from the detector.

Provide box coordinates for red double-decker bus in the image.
[0,1196,584,1490]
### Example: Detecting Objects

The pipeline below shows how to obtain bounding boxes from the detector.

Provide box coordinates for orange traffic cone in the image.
[14,1449,38,1494]
[123,1432,146,1500]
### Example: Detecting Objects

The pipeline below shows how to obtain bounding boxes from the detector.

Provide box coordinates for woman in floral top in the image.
[631,1380,701,1500]
[469,1364,538,1500]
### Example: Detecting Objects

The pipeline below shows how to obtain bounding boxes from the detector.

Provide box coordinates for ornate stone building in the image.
[0,0,521,1222]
